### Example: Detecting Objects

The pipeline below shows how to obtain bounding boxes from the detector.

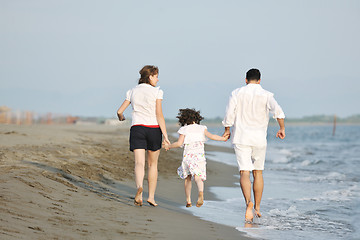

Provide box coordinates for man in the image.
[222,68,285,222]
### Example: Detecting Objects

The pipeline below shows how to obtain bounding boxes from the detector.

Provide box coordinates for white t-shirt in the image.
[126,83,164,126]
[178,124,207,144]
[222,84,285,146]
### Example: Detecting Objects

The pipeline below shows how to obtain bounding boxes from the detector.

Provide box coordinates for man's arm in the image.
[223,127,231,140]
[222,90,237,140]
[276,118,285,139]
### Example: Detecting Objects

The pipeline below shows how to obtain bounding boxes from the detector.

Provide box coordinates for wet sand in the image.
[0,123,253,240]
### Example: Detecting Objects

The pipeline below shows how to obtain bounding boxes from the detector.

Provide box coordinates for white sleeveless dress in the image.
[176,124,207,181]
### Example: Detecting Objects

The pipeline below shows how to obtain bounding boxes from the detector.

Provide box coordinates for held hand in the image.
[163,137,171,145]
[222,132,231,140]
[221,136,229,142]
[222,127,231,140]
[162,137,171,151]
[276,129,285,139]
[162,142,170,151]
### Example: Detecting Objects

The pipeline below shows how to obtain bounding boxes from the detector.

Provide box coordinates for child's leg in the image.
[194,175,204,192]
[194,175,204,207]
[185,175,192,204]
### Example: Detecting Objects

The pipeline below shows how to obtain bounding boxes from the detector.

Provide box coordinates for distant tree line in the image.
[164,114,360,124]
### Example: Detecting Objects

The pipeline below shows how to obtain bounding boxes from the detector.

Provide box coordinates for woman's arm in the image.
[117,100,130,121]
[156,99,170,144]
[205,129,228,141]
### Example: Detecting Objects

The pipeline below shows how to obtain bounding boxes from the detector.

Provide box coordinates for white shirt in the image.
[126,83,164,126]
[178,124,207,144]
[178,124,207,156]
[222,84,285,146]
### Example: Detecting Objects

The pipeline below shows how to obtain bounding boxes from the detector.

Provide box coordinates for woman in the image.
[117,65,170,207]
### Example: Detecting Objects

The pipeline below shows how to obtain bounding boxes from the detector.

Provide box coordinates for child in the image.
[164,108,227,208]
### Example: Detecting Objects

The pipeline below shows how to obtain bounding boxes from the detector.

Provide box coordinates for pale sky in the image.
[1,0,360,119]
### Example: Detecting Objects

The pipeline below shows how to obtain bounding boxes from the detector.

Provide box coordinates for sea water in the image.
[182,125,360,240]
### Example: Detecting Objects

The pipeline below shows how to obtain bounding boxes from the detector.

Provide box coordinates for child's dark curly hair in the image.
[176,108,204,126]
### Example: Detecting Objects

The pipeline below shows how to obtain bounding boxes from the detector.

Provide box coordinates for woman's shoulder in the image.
[144,85,163,97]
[130,84,163,97]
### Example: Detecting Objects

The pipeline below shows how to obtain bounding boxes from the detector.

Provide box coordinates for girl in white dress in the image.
[164,108,227,207]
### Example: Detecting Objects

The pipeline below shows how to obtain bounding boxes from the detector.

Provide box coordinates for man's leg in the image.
[240,170,254,221]
[252,170,263,217]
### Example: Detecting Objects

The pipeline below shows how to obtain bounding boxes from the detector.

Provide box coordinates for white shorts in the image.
[234,144,267,171]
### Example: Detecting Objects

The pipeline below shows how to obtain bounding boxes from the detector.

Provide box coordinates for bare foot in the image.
[134,187,143,206]
[254,208,262,218]
[196,191,204,207]
[147,200,158,207]
[245,202,254,222]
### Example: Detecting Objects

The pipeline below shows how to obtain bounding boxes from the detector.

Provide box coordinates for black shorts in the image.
[129,125,162,152]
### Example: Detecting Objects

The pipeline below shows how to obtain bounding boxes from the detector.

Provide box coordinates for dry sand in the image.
[0,124,253,240]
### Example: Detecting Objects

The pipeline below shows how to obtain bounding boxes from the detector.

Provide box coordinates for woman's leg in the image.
[134,149,146,189]
[147,149,160,205]
[134,149,146,204]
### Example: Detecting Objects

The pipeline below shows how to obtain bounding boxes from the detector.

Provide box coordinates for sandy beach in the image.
[0,123,252,240]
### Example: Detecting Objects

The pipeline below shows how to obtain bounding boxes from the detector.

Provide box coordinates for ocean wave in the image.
[301,172,346,183]
[299,185,359,202]
[269,205,300,218]
[259,205,354,239]
[300,159,325,166]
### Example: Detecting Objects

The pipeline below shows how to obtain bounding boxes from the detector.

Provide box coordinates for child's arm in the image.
[164,134,185,150]
[204,129,228,142]
[117,100,131,121]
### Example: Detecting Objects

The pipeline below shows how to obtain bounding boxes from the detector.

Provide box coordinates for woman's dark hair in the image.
[177,108,204,126]
[138,65,159,84]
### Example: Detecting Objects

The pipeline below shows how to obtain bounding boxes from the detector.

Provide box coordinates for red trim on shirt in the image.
[132,124,160,128]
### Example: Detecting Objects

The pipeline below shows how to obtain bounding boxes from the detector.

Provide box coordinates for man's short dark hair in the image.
[246,69,261,81]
